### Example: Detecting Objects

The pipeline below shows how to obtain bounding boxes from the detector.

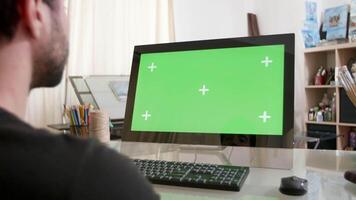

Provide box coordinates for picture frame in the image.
[323,5,349,40]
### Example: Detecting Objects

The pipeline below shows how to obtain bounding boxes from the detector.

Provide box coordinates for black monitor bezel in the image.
[122,34,295,148]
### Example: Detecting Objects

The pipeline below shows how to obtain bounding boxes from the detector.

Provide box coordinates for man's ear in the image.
[18,0,44,39]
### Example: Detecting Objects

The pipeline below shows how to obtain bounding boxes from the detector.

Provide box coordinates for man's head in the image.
[0,0,69,89]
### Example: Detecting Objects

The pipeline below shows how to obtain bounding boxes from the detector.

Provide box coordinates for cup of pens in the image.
[64,104,110,143]
[64,104,92,138]
[64,104,92,127]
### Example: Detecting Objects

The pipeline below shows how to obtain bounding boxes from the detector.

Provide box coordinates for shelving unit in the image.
[304,42,356,150]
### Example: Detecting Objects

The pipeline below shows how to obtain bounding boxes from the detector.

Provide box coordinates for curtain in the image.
[25,0,176,127]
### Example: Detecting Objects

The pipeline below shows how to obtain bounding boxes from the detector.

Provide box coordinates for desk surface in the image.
[108,141,356,200]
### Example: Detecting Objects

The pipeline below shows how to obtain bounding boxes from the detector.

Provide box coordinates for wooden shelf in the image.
[305,85,338,89]
[305,121,337,126]
[338,123,356,127]
[304,42,356,150]
[304,42,356,53]
[304,46,336,53]
[305,121,356,127]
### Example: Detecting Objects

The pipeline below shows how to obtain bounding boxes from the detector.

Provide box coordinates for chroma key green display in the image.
[131,45,285,135]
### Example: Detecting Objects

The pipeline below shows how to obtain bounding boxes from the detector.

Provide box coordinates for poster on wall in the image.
[306,1,318,22]
[323,5,349,40]
[349,0,356,41]
[302,1,320,48]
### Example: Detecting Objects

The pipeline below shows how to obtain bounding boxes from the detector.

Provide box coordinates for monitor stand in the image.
[177,145,231,165]
[176,145,293,169]
[178,144,227,152]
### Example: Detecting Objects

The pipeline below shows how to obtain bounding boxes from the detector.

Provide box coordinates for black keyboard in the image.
[133,159,249,191]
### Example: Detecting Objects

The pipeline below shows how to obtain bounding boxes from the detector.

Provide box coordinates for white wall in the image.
[322,0,350,9]
[173,0,253,41]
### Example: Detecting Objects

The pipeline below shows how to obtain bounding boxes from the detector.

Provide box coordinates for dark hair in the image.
[0,0,54,40]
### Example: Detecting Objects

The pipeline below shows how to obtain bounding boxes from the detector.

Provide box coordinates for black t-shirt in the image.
[0,108,160,200]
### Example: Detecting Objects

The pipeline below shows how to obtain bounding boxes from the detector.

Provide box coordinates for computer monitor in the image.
[123,34,294,148]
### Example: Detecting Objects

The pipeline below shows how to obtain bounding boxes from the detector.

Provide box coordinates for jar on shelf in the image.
[316,111,324,122]
[308,108,315,121]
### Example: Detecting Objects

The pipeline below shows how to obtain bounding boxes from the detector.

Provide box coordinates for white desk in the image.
[108,141,356,200]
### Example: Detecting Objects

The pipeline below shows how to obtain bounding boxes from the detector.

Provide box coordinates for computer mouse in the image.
[345,170,356,184]
[279,176,308,196]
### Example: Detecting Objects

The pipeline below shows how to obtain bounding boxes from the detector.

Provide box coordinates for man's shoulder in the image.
[0,120,90,156]
[0,125,159,199]
[0,122,97,175]
[69,139,160,199]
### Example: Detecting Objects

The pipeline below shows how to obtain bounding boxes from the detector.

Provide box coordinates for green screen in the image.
[131,45,285,135]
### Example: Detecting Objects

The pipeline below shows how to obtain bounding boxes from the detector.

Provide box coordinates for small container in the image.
[316,111,324,122]
[315,74,324,85]
[349,131,356,149]
[308,109,315,121]
[89,110,110,143]
[314,107,319,120]
[331,93,336,121]
[322,109,326,121]
[326,108,332,121]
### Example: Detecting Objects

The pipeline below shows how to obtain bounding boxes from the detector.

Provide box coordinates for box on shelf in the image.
[307,124,337,150]
[340,88,356,123]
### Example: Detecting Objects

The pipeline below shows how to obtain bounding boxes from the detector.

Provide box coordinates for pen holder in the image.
[64,104,92,127]
[69,126,89,138]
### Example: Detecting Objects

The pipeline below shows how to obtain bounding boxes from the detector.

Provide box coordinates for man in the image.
[0,0,159,199]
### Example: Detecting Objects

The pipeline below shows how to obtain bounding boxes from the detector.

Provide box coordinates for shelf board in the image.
[305,121,337,126]
[305,85,338,89]
[304,45,336,53]
[338,123,356,127]
[306,121,356,127]
[304,42,356,53]
[335,42,356,50]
